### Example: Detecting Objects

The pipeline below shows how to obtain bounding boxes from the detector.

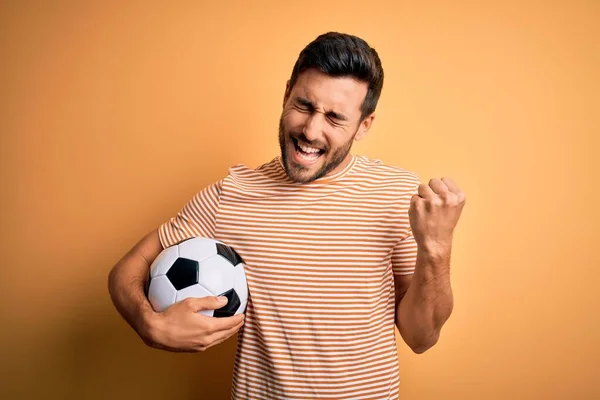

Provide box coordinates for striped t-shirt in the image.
[158,154,420,400]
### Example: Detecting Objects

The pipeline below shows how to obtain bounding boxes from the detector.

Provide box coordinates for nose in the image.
[302,113,324,142]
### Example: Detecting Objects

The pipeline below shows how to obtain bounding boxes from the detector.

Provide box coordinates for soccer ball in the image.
[147,237,248,317]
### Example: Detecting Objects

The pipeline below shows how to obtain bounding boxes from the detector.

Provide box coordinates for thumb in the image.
[186,295,228,312]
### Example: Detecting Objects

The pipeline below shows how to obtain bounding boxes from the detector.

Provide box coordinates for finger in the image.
[440,177,461,194]
[184,296,229,312]
[417,182,436,199]
[207,330,239,349]
[428,178,450,196]
[209,313,246,333]
[199,318,245,351]
[204,318,245,348]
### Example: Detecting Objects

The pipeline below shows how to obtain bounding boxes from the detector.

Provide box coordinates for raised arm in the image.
[394,177,466,353]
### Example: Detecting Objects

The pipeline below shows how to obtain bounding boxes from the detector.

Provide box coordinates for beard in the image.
[278,115,356,183]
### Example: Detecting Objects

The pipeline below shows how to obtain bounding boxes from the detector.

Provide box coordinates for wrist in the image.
[418,240,452,259]
[417,243,452,277]
[415,246,452,284]
[136,304,163,344]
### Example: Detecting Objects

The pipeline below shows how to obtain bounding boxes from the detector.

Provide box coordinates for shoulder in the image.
[352,155,421,190]
[224,157,285,187]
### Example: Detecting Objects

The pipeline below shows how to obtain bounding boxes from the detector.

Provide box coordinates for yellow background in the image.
[1,1,598,399]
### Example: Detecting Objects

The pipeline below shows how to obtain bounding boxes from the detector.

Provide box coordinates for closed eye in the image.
[326,111,348,123]
[295,104,312,112]
[327,115,342,126]
[295,98,314,112]
[293,97,349,125]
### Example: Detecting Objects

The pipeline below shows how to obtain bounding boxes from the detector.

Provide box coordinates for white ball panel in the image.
[198,255,236,295]
[149,245,179,278]
[232,264,249,303]
[178,237,220,263]
[148,275,177,312]
[175,283,215,317]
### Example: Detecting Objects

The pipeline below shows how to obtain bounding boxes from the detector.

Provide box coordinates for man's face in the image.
[279,68,373,183]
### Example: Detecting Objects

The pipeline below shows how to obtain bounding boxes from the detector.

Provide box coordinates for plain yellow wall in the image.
[1,1,598,399]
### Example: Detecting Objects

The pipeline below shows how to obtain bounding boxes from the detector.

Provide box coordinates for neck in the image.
[325,152,354,177]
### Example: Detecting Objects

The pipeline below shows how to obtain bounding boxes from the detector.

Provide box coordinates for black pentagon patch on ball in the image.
[216,243,243,266]
[213,289,241,318]
[166,257,199,290]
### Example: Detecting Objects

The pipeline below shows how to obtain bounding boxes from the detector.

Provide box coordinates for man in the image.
[109,31,466,399]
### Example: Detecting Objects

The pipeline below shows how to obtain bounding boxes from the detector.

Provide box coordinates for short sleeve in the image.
[391,232,418,276]
[158,179,223,249]
[391,179,420,276]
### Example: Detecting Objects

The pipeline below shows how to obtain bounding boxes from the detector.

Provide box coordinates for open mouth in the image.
[292,137,325,163]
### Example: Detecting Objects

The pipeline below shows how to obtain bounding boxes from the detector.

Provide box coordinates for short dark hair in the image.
[288,32,384,121]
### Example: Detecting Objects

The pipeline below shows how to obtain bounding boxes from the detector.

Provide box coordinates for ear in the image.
[283,80,291,107]
[354,114,375,141]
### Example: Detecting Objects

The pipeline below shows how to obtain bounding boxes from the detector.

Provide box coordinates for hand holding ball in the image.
[148,237,248,316]
[142,237,248,352]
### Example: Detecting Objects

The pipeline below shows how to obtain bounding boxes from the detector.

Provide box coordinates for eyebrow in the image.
[294,97,349,122]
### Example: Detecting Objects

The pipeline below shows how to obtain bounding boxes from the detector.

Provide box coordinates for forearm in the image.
[108,253,157,340]
[396,246,454,353]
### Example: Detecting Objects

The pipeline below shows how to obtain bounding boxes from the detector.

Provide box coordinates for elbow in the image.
[409,332,440,354]
[107,264,121,300]
[107,268,116,302]
[108,265,117,288]
[410,341,435,354]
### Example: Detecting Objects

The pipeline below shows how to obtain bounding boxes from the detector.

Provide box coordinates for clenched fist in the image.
[409,177,466,253]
